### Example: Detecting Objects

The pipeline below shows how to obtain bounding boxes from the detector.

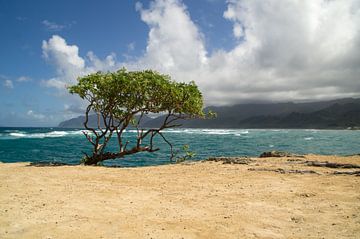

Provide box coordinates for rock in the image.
[259,151,303,158]
[248,168,319,175]
[333,171,360,176]
[287,158,304,162]
[291,216,304,223]
[29,161,69,167]
[206,157,253,164]
[299,193,316,197]
[306,161,360,169]
[346,153,360,156]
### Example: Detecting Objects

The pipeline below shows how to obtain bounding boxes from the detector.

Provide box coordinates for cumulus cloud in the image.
[41,35,120,113]
[213,0,360,103]
[42,35,119,90]
[42,35,85,89]
[43,0,360,106]
[132,0,207,72]
[129,0,360,104]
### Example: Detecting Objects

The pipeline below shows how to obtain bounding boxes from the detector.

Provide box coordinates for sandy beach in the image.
[0,154,359,239]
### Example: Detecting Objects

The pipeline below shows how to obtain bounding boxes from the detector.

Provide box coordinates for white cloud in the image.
[232,23,243,39]
[42,20,66,31]
[132,0,207,72]
[16,16,27,21]
[210,0,360,104]
[42,35,85,69]
[43,0,360,107]
[41,35,120,114]
[42,35,85,90]
[4,79,14,89]
[86,51,117,72]
[17,76,31,82]
[42,35,119,91]
[27,110,46,120]
[127,42,136,51]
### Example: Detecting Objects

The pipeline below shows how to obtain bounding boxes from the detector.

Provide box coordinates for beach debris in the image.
[305,161,360,169]
[259,151,304,158]
[206,157,253,164]
[248,167,319,175]
[298,193,316,197]
[291,216,304,223]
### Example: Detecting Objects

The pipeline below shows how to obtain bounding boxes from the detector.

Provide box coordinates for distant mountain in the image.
[59,98,360,129]
[143,98,360,129]
[58,114,153,128]
[236,103,360,129]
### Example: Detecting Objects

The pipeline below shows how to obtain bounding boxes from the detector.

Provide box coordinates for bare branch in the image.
[158,131,174,159]
[82,131,95,146]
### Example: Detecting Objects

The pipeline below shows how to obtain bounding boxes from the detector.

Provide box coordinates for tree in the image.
[68,68,207,165]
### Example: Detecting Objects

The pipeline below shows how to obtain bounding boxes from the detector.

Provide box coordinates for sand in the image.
[0,154,359,239]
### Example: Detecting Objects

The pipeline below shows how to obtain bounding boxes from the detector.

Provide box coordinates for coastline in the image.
[1,154,359,238]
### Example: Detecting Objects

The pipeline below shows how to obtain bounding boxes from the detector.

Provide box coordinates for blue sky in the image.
[1,0,359,126]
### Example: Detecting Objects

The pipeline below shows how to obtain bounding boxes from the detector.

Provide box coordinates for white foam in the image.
[8,130,85,139]
[304,137,313,141]
[9,132,27,137]
[5,129,252,139]
[163,129,250,136]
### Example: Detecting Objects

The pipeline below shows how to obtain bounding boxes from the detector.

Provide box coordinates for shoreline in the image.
[1,126,360,130]
[1,154,359,238]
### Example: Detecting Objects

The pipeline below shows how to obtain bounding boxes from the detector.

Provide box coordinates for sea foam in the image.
[8,130,84,139]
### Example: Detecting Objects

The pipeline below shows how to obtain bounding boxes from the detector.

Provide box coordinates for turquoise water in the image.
[0,127,359,167]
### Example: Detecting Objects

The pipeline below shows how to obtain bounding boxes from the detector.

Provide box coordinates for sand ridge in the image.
[0,154,359,238]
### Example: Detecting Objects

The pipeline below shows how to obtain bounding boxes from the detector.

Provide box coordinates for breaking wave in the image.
[7,130,84,139]
[2,128,253,139]
[163,129,250,136]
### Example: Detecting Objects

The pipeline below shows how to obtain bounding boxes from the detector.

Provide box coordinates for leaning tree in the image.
[68,68,208,165]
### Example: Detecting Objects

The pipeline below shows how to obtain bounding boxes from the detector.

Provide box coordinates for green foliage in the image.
[68,68,205,120]
[206,110,217,119]
[175,144,196,163]
[68,68,208,165]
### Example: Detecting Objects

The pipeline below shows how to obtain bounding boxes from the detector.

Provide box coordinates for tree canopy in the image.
[68,68,207,165]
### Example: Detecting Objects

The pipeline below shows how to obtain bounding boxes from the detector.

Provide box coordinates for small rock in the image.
[291,216,303,223]
[299,193,316,197]
[260,151,299,158]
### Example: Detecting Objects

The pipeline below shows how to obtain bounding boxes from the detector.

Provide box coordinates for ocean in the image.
[0,127,359,167]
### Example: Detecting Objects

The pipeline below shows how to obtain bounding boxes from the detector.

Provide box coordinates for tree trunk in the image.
[83,146,153,165]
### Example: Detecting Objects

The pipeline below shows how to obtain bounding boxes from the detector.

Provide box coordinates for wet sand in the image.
[0,154,359,238]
